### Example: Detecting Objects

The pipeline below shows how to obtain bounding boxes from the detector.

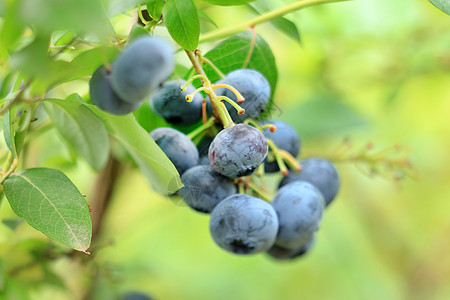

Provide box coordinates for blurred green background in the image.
[2,0,450,299]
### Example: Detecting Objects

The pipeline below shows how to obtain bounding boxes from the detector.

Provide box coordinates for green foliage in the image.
[429,0,450,14]
[88,103,184,195]
[163,0,200,51]
[201,30,278,98]
[43,97,110,171]
[4,168,92,252]
[147,0,164,20]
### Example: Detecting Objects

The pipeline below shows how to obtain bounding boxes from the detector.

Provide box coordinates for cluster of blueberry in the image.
[89,36,340,260]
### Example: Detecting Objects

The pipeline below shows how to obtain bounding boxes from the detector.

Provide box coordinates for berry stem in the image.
[247,182,271,202]
[187,117,216,140]
[279,150,301,172]
[186,86,207,102]
[266,139,289,176]
[185,50,235,128]
[199,0,351,43]
[201,57,226,79]
[212,83,245,103]
[181,74,210,90]
[216,96,245,115]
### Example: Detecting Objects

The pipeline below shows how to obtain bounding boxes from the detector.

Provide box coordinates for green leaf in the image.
[129,24,150,41]
[4,168,92,252]
[198,10,219,29]
[1,218,24,231]
[201,30,278,102]
[147,0,164,20]
[429,0,450,14]
[247,4,301,44]
[2,103,30,158]
[44,97,110,171]
[10,34,73,94]
[202,0,256,6]
[63,46,120,83]
[3,108,16,156]
[163,0,200,51]
[19,0,109,35]
[0,0,26,53]
[88,104,183,194]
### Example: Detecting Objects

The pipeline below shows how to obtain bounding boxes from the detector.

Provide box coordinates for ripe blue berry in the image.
[150,80,203,126]
[279,158,340,206]
[272,181,324,248]
[210,194,279,255]
[215,69,270,123]
[267,234,315,260]
[111,36,174,103]
[208,124,268,178]
[89,65,141,115]
[179,165,237,213]
[149,127,199,175]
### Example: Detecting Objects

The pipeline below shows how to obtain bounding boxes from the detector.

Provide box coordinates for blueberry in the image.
[89,65,141,115]
[179,165,237,213]
[209,194,279,255]
[272,181,324,248]
[215,69,270,123]
[122,292,153,300]
[267,234,315,260]
[208,124,268,178]
[279,158,340,207]
[261,120,301,173]
[111,36,174,103]
[150,80,203,126]
[149,127,199,175]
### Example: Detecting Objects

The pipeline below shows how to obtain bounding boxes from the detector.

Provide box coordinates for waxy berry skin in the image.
[279,158,340,207]
[209,194,279,255]
[111,36,174,103]
[267,234,315,260]
[150,127,199,175]
[150,80,203,126]
[208,124,268,178]
[272,181,324,248]
[89,65,141,115]
[214,69,270,123]
[179,165,237,213]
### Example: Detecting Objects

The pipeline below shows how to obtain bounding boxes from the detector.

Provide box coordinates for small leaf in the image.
[200,31,278,110]
[163,0,200,51]
[129,24,150,41]
[63,46,120,83]
[202,0,256,6]
[4,168,92,252]
[198,10,219,29]
[1,218,24,231]
[3,108,17,156]
[88,104,183,194]
[429,0,450,14]
[248,4,301,44]
[147,0,164,20]
[44,96,110,171]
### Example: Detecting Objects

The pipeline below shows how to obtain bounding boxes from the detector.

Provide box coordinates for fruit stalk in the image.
[185,50,235,128]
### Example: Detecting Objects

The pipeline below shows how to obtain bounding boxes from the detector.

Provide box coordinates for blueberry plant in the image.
[0,0,421,298]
